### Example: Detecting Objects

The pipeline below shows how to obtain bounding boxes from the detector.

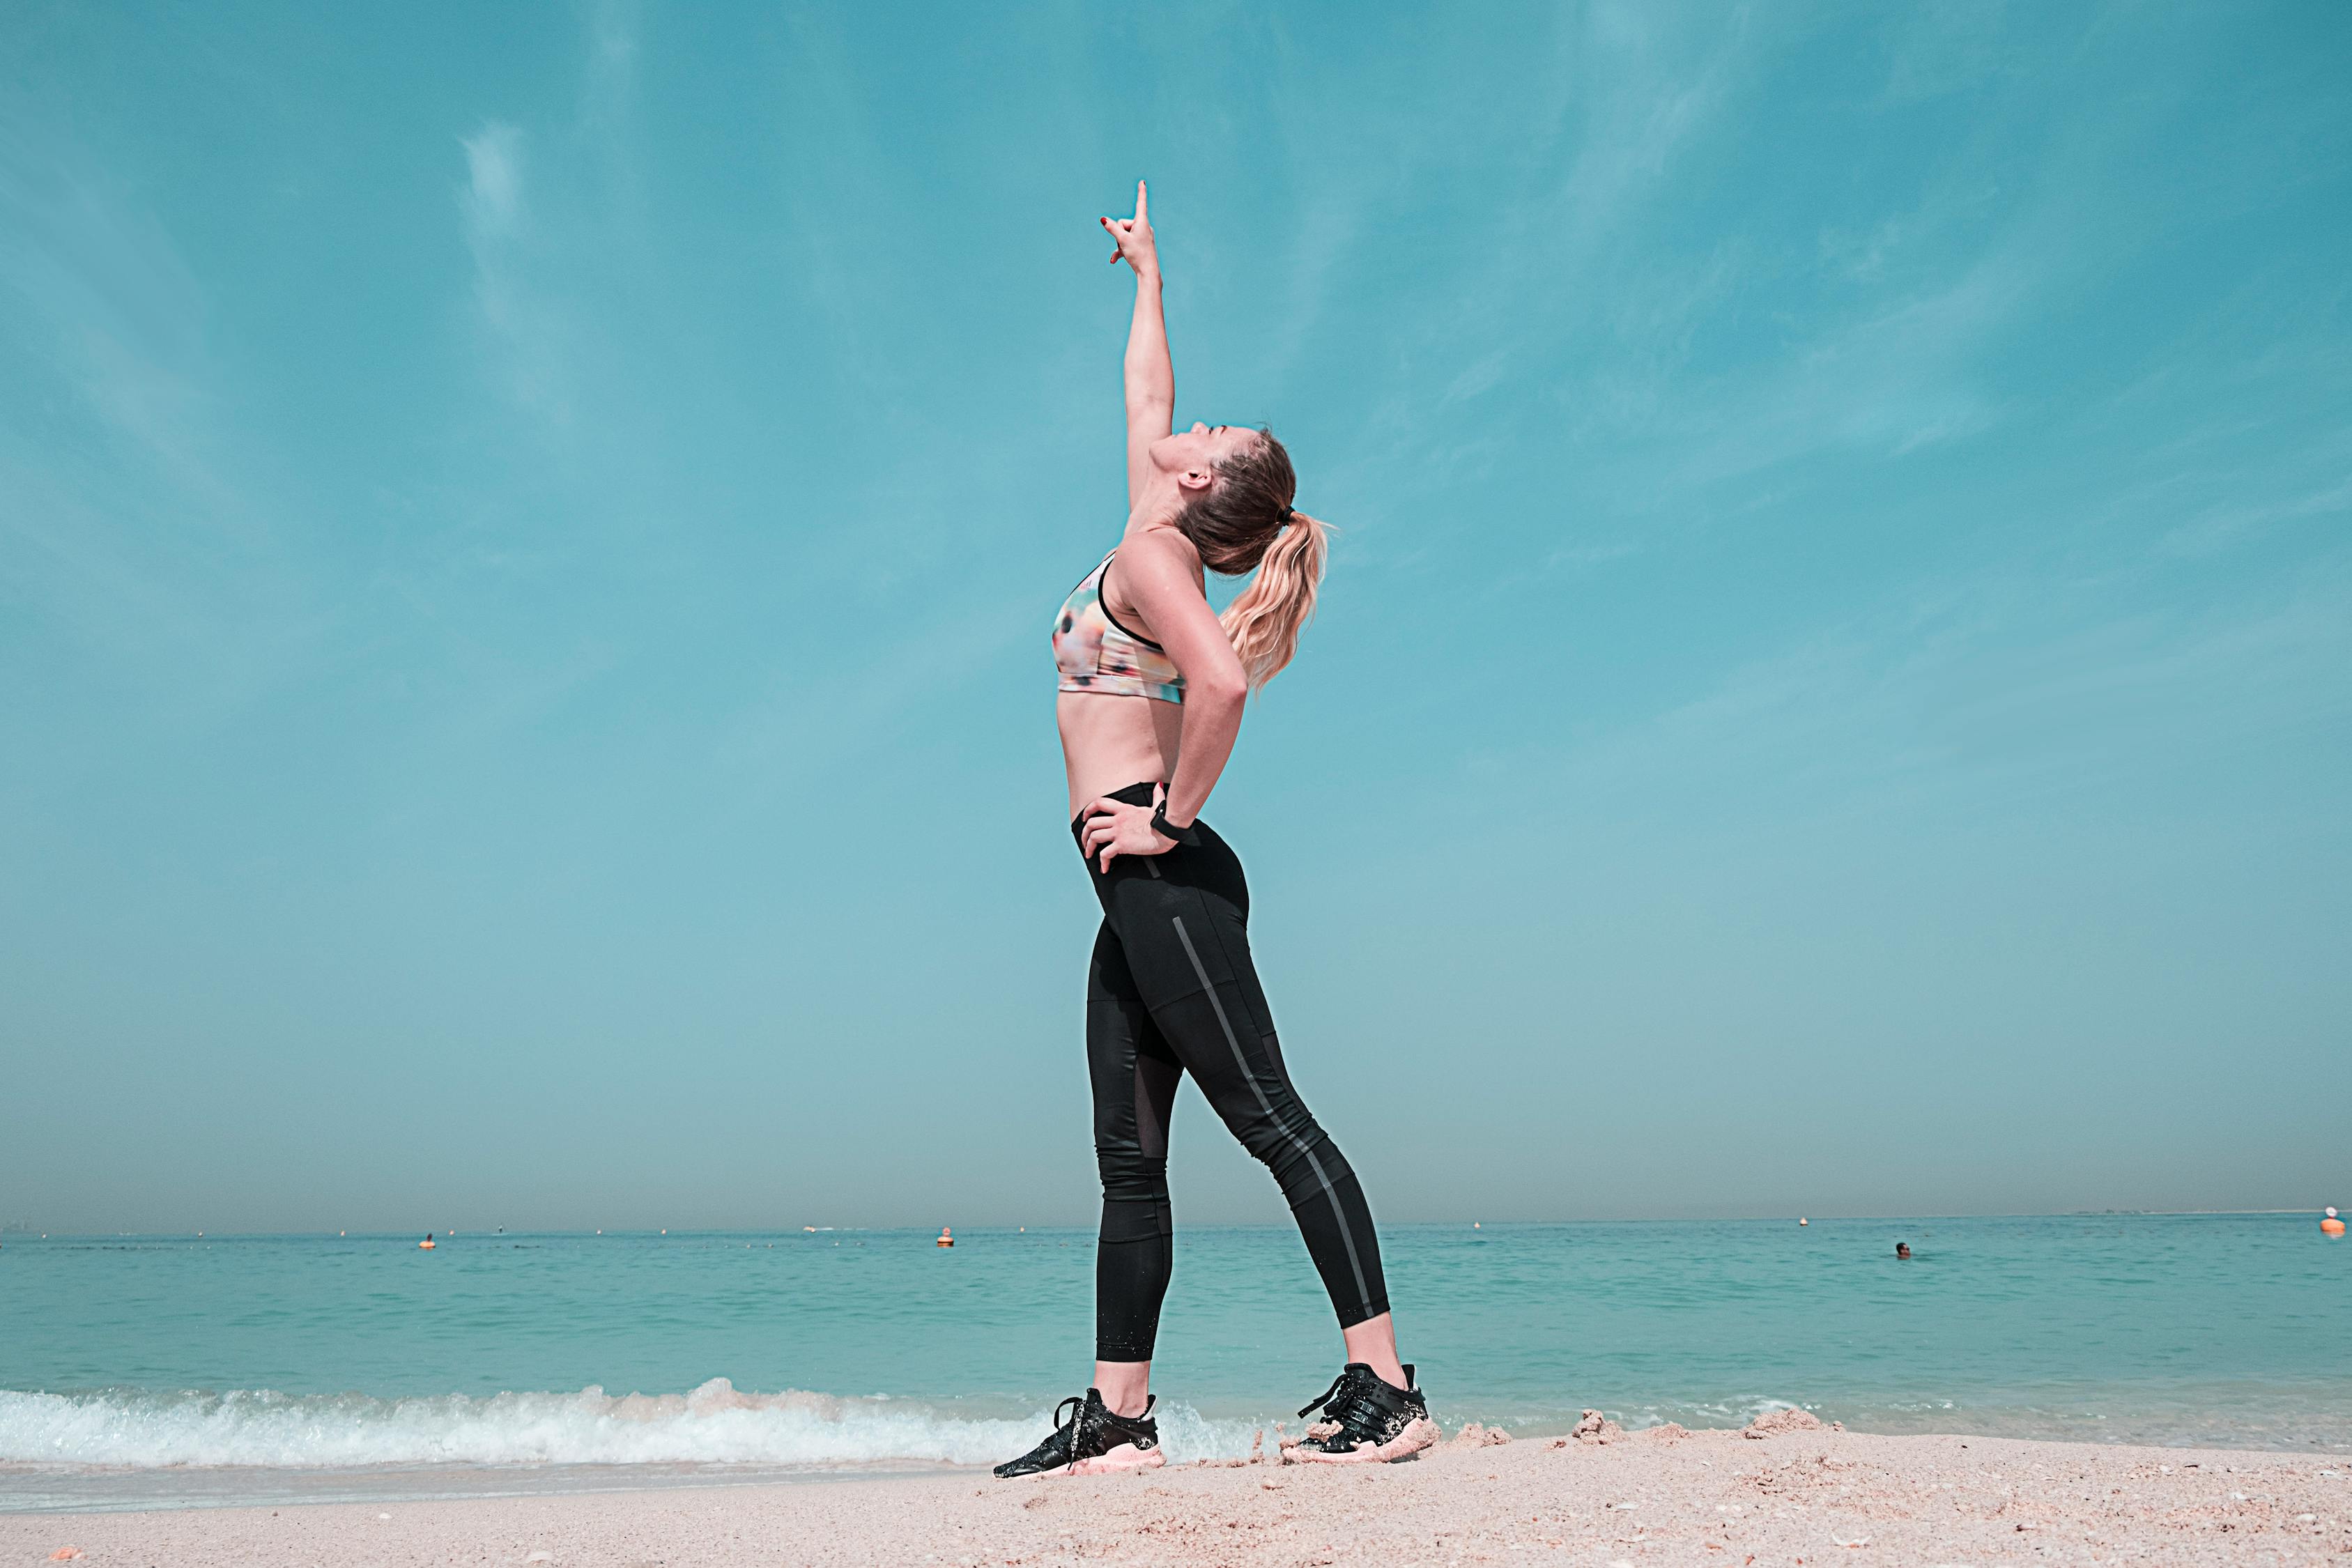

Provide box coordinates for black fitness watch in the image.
[1150,802,1198,847]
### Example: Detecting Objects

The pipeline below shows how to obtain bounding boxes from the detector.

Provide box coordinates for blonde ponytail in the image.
[1220,512,1329,691]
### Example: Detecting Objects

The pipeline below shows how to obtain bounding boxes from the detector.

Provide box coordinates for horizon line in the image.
[3,1208,2335,1241]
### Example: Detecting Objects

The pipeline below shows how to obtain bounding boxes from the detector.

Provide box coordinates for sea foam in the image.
[0,1380,1261,1471]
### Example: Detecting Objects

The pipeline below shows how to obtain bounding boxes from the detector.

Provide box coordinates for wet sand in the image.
[7,1422,2348,1566]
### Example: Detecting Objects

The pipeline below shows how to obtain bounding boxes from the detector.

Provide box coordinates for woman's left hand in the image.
[1081,790,1178,873]
[1102,180,1158,274]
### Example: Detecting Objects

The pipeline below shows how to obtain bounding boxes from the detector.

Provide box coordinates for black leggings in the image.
[1077,782,1389,1361]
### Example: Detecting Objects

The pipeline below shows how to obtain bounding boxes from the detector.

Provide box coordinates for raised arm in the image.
[1102,181,1173,509]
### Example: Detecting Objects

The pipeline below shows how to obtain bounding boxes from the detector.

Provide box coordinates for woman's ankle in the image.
[1093,1360,1153,1418]
[1341,1313,1408,1388]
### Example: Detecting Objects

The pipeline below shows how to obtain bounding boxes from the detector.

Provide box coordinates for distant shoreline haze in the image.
[5,1210,2342,1242]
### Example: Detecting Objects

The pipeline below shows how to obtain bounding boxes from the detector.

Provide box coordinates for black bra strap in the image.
[1096,552,1167,652]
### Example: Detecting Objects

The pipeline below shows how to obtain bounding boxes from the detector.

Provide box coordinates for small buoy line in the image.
[0,1224,1053,1254]
[394,1224,987,1251]
[7,1211,2340,1261]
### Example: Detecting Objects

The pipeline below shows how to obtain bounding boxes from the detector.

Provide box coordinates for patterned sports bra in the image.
[1052,551,1185,704]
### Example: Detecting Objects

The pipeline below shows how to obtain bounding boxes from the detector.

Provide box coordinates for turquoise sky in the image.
[3,3,2346,1233]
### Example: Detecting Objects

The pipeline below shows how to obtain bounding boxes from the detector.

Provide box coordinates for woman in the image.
[994,183,1436,1478]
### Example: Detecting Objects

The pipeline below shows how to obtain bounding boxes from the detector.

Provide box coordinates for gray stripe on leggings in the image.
[1171,914,1371,1316]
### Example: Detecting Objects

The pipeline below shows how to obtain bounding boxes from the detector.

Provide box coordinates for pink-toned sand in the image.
[8,1421,2348,1566]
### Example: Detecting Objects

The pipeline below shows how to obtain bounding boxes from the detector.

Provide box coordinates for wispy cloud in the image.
[457,121,576,423]
[1539,549,2352,832]
[1544,539,1640,572]
[0,118,314,741]
[459,123,523,240]
[1422,3,1763,390]
[583,0,639,122]
[1636,245,2027,489]
[0,125,223,511]
[2158,472,2352,560]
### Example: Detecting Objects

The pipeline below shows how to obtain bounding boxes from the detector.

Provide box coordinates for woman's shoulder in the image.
[1113,527,1206,604]
[1113,524,1201,575]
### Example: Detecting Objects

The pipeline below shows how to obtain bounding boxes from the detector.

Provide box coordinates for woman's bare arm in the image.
[1103,182,1173,509]
[1115,531,1247,829]
[1075,527,1249,870]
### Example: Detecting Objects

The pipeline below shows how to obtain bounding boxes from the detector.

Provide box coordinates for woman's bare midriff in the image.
[1059,691,1186,820]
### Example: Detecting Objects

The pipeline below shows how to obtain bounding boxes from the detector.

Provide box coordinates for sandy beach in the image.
[8,1418,2346,1567]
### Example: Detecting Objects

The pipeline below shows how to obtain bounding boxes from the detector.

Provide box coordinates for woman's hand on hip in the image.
[1082,791,1178,873]
[1102,180,1158,275]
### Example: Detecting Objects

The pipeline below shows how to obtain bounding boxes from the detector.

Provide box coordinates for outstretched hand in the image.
[1102,179,1158,273]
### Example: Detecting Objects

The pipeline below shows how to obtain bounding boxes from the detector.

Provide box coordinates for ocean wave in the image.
[0,1380,1263,1471]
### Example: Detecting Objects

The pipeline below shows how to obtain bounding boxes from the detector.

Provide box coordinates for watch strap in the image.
[1151,802,1198,846]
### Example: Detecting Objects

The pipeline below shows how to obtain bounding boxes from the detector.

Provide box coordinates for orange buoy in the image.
[2324,1207,2346,1238]
[937,1227,954,1248]
[419,1233,436,1250]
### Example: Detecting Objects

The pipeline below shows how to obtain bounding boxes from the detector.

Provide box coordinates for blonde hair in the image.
[1176,427,1330,691]
[1220,512,1329,691]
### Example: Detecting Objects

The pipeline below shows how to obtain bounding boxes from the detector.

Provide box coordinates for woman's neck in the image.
[1125,477,1187,532]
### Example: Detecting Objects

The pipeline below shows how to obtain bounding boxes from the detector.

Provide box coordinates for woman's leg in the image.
[1086,920,1185,1415]
[1096,829,1399,1380]
[992,951,1174,1489]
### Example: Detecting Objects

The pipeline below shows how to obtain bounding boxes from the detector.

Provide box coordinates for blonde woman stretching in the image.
[996,184,1436,1478]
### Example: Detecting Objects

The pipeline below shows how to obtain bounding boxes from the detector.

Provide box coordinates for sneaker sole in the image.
[1059,1442,1167,1476]
[1284,1416,1440,1465]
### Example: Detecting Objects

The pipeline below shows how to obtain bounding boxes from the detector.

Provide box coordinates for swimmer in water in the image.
[994,183,1431,1480]
[1895,1242,1912,1260]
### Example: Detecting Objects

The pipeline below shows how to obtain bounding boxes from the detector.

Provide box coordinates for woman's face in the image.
[1151,422,1258,481]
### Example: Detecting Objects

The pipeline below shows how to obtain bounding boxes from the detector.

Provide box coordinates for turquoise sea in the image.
[2,1214,2346,1511]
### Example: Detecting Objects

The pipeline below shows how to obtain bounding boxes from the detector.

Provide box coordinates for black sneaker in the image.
[1284,1362,1438,1463]
[993,1389,1166,1477]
